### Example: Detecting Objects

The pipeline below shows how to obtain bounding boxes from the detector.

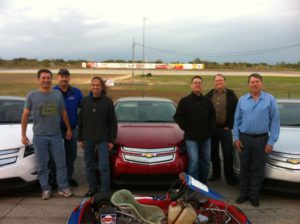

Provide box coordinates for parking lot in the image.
[0,148,299,224]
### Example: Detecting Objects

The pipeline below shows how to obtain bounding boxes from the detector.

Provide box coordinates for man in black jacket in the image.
[206,74,238,185]
[78,77,117,196]
[174,76,216,184]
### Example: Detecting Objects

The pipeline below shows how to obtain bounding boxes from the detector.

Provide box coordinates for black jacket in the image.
[206,88,238,129]
[78,93,117,143]
[174,92,216,142]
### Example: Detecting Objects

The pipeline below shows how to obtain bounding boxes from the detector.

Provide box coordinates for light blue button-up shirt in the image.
[233,91,280,145]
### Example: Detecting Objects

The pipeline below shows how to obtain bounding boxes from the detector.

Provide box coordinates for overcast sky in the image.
[0,0,299,64]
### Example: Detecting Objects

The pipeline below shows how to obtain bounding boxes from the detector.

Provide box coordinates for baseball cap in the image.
[58,68,70,76]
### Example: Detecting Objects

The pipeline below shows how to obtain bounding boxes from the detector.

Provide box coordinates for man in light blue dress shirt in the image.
[233,73,280,207]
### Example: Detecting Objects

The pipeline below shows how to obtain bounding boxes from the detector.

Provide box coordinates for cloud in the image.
[0,0,299,64]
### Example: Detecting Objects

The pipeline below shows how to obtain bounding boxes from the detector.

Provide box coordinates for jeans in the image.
[84,141,110,192]
[33,134,69,191]
[49,129,78,185]
[185,139,211,184]
[210,128,234,180]
[62,128,78,179]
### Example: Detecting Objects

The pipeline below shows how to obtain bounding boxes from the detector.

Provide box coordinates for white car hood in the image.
[273,127,300,154]
[0,124,33,149]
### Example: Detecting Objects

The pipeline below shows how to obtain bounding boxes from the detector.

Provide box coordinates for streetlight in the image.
[142,17,147,76]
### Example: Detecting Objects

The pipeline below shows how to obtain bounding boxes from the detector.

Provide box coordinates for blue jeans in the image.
[185,139,211,184]
[49,129,78,185]
[84,141,110,192]
[62,128,78,179]
[33,134,69,191]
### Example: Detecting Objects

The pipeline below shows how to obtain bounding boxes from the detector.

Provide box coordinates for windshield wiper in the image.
[0,121,21,124]
[140,120,174,123]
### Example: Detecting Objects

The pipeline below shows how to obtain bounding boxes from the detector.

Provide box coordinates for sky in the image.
[0,0,299,64]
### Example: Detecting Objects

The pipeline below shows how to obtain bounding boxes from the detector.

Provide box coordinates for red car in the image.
[111,97,187,185]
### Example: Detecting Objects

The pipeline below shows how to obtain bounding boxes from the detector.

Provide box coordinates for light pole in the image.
[142,17,147,76]
[131,37,135,80]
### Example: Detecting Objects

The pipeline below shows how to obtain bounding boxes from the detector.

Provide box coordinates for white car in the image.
[0,96,37,189]
[233,99,300,193]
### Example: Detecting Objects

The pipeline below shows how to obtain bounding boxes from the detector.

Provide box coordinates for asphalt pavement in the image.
[0,149,299,224]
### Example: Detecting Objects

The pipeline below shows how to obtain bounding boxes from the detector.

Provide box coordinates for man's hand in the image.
[108,142,114,151]
[22,135,30,145]
[234,140,243,152]
[66,129,72,140]
[79,141,84,149]
[265,144,273,154]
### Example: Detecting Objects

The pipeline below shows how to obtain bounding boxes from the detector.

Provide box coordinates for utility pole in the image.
[142,17,147,76]
[131,38,135,80]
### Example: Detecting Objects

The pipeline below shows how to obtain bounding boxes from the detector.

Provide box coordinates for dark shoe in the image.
[226,178,236,186]
[208,175,220,182]
[250,199,260,207]
[85,189,98,197]
[235,196,248,204]
[69,178,79,187]
[51,183,58,190]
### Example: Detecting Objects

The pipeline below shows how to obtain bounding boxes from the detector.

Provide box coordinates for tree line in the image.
[0,57,299,71]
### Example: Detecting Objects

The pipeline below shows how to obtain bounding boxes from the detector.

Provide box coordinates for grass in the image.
[1,72,300,103]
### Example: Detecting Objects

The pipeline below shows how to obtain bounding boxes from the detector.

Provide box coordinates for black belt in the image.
[215,124,225,128]
[241,132,268,138]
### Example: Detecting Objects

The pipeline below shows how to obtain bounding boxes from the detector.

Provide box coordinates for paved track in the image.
[0,149,299,224]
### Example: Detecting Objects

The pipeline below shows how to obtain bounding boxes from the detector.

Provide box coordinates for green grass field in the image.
[1,72,299,103]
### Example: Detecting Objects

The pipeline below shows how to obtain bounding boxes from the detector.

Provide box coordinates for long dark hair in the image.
[91,76,107,95]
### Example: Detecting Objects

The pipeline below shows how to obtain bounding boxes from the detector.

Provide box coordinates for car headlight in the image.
[24,145,35,157]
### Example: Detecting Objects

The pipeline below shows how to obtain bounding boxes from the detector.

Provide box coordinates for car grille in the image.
[121,146,176,165]
[268,151,300,170]
[0,148,19,166]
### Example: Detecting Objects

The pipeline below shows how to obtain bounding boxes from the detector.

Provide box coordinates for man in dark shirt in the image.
[206,74,238,185]
[174,76,216,184]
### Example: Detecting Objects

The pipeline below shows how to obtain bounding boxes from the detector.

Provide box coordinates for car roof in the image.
[115,97,174,103]
[0,96,25,101]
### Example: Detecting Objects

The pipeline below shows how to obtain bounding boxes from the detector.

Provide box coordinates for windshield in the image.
[0,99,30,124]
[278,102,300,126]
[115,100,176,123]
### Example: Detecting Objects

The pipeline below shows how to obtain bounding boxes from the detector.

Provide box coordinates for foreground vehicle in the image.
[234,99,300,193]
[68,172,251,224]
[0,96,37,189]
[111,97,187,185]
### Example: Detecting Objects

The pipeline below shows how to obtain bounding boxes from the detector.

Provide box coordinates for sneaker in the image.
[69,178,79,187]
[41,190,51,200]
[58,188,73,197]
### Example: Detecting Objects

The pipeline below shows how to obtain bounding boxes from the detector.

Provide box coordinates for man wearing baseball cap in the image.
[51,68,83,187]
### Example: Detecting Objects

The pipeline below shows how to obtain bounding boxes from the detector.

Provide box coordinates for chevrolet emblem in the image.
[143,153,155,158]
[287,158,300,164]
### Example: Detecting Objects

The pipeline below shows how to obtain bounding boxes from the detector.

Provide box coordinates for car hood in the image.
[273,127,300,154]
[116,123,184,148]
[0,124,33,149]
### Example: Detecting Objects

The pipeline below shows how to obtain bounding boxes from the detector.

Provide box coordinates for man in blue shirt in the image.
[53,68,83,187]
[233,73,280,207]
